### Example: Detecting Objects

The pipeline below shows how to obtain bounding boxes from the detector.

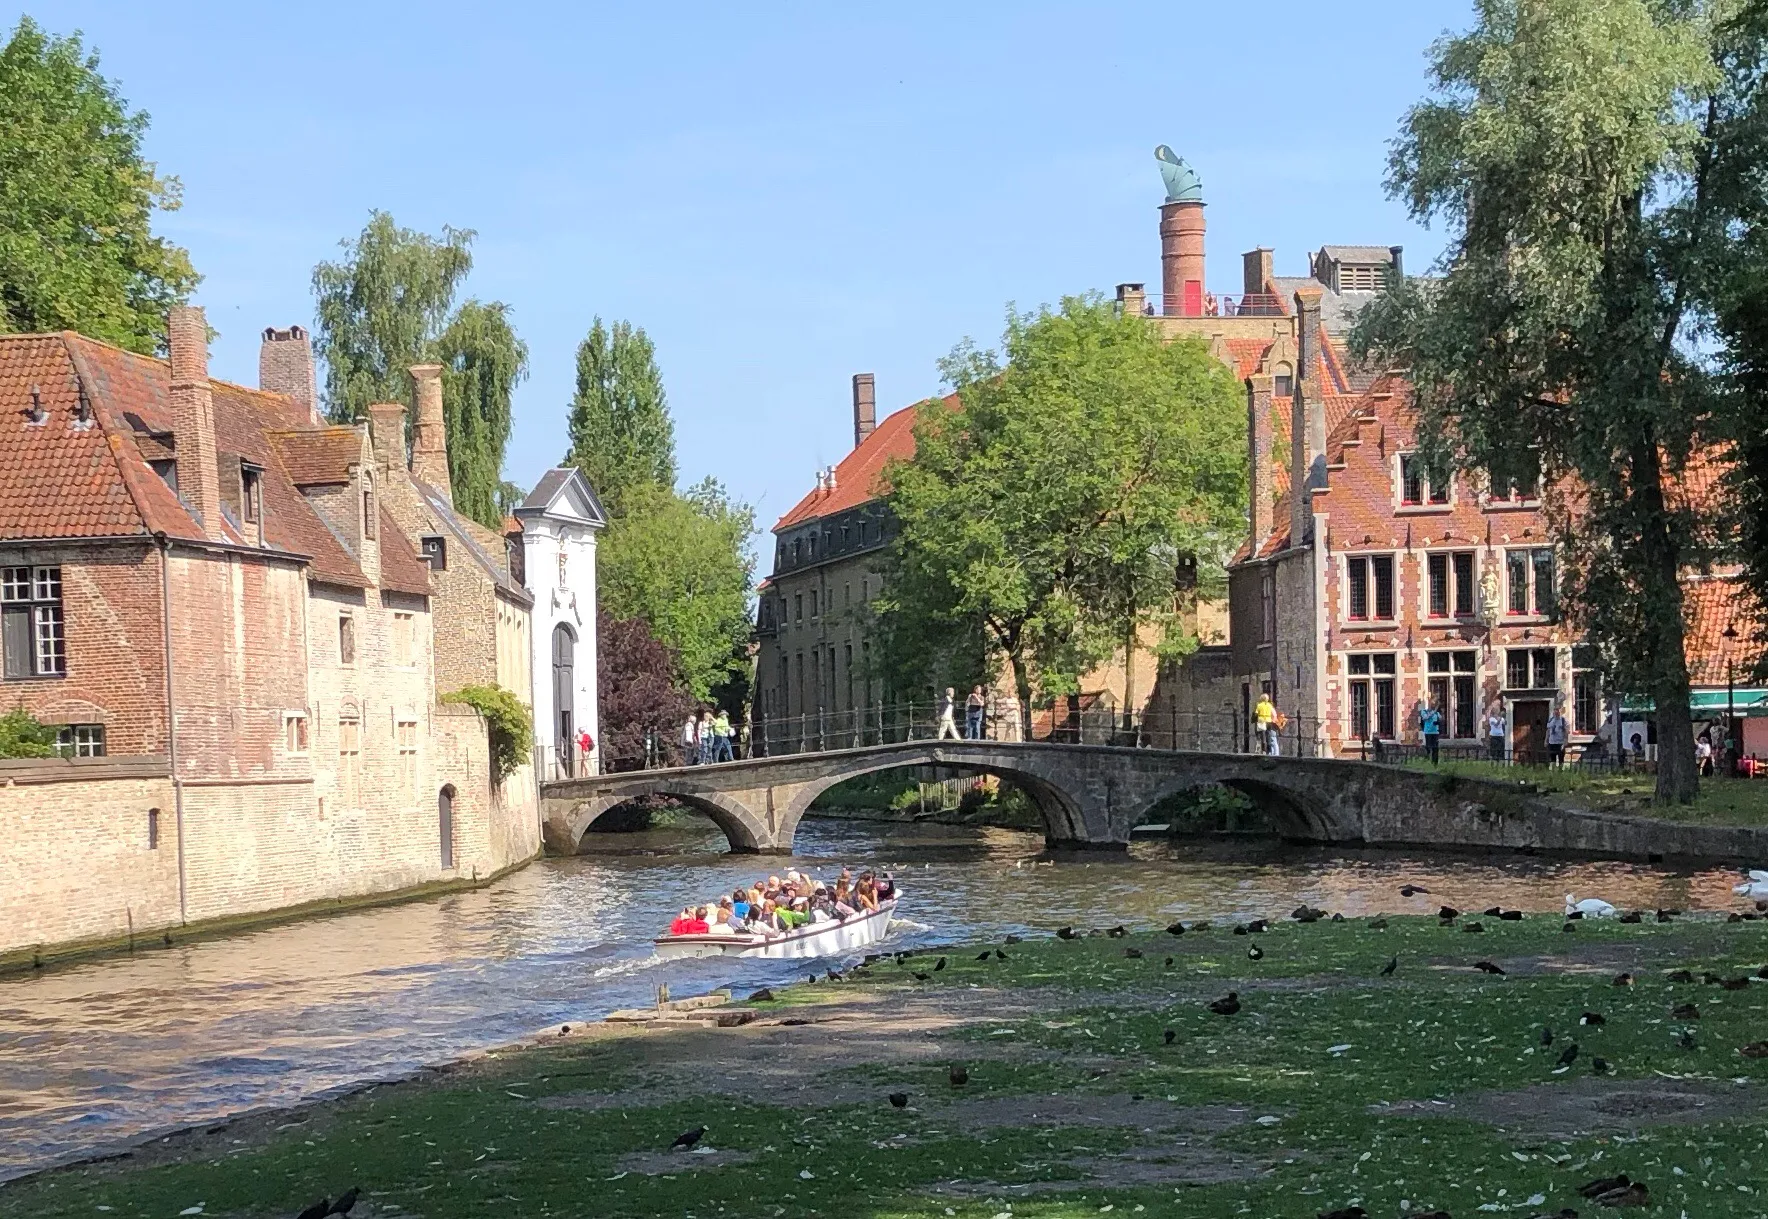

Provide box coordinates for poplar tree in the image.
[0,18,198,353]
[1355,0,1734,803]
[563,318,676,518]
[312,212,526,529]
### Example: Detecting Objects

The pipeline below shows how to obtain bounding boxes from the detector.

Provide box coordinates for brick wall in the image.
[0,760,177,953]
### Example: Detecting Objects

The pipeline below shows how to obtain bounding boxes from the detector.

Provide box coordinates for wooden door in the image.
[1512,699,1549,763]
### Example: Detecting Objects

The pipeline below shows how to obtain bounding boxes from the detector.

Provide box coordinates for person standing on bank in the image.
[1546,704,1569,768]
[965,686,986,740]
[1486,704,1507,762]
[1419,697,1443,765]
[936,687,961,740]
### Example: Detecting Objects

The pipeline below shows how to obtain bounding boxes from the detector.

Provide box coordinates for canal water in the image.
[0,817,1752,1181]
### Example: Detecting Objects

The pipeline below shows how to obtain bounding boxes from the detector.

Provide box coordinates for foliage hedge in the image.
[442,684,533,784]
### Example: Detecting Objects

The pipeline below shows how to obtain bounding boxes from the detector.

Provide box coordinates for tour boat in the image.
[654,896,899,961]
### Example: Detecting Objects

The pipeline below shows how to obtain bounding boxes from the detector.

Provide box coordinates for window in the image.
[1427,651,1479,738]
[393,612,415,666]
[810,650,821,711]
[147,807,160,850]
[1399,453,1450,506]
[338,614,356,665]
[1573,644,1602,734]
[150,458,178,494]
[1260,570,1276,644]
[809,590,819,620]
[793,538,802,565]
[1273,363,1294,399]
[398,717,419,793]
[285,713,309,753]
[338,713,362,803]
[53,724,104,757]
[1506,547,1556,616]
[794,593,803,624]
[1426,551,1477,618]
[241,466,262,524]
[3,565,65,678]
[1337,263,1387,291]
[1506,647,1558,690]
[1346,555,1395,621]
[844,643,854,711]
[1348,653,1397,739]
[1488,460,1540,503]
[421,536,447,570]
[844,582,851,609]
[808,535,817,560]
[363,485,376,540]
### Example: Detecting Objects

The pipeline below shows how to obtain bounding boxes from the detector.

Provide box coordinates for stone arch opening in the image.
[1137,773,1333,841]
[775,751,1090,850]
[565,786,767,855]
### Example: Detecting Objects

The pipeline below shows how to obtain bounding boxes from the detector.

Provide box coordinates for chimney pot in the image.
[259,323,320,425]
[852,373,876,448]
[168,305,224,540]
[1388,245,1405,285]
[1242,248,1274,300]
[408,364,452,505]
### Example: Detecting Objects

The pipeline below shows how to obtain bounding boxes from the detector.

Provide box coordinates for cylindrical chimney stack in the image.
[1160,199,1206,317]
[408,363,452,505]
[168,305,224,541]
[852,372,876,448]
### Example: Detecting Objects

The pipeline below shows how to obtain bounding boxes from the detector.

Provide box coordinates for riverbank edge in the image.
[0,851,541,979]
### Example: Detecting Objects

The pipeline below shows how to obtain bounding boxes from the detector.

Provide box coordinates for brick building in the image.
[0,309,540,958]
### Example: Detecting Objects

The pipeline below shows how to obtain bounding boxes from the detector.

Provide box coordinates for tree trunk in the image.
[1631,440,1699,805]
[1121,620,1137,738]
[1005,649,1034,744]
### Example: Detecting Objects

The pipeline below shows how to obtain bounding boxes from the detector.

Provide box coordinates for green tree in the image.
[1354,0,1733,803]
[598,478,756,702]
[435,300,528,528]
[564,317,676,518]
[0,707,57,758]
[312,212,526,528]
[880,295,1247,730]
[0,17,198,353]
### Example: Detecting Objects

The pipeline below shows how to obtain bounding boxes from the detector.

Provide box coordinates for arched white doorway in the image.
[552,623,577,777]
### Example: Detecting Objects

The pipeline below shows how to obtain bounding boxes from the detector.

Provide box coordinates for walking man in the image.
[1254,691,1280,756]
[964,686,986,740]
[936,687,961,740]
[1419,697,1443,765]
[712,709,734,763]
[1486,704,1507,762]
[1546,704,1569,768]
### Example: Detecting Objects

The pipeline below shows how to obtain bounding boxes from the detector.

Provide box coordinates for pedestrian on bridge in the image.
[712,710,734,763]
[1254,692,1280,756]
[683,712,700,765]
[964,686,986,740]
[937,687,961,740]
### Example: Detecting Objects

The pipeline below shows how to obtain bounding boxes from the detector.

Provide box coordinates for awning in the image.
[1621,688,1768,717]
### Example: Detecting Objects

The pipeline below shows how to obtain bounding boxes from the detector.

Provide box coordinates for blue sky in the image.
[44,1,1470,536]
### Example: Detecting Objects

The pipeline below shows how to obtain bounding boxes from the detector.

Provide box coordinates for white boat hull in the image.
[654,898,897,960]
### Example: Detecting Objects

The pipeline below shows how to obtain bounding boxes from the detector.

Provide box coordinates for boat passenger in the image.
[731,889,751,919]
[707,908,738,936]
[668,906,709,936]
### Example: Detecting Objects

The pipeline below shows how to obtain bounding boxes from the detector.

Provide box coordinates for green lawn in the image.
[5,914,1767,1218]
[1402,758,1768,826]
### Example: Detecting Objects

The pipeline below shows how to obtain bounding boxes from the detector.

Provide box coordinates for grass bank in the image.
[1403,759,1768,827]
[6,911,1768,1217]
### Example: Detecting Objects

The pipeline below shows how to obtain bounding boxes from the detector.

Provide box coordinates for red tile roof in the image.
[266,428,364,486]
[378,507,435,597]
[773,396,957,532]
[1222,338,1274,380]
[1683,571,1762,687]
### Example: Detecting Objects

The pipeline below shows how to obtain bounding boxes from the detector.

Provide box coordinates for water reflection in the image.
[0,818,1749,1180]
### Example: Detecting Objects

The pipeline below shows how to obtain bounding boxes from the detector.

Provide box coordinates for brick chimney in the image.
[168,305,224,541]
[1115,283,1147,316]
[852,373,876,449]
[1247,372,1274,547]
[408,364,451,504]
[1242,248,1273,298]
[1290,287,1326,546]
[366,402,407,476]
[1160,197,1206,316]
[259,325,319,424]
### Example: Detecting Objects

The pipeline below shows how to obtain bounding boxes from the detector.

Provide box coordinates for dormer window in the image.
[421,535,447,570]
[150,459,178,493]
[241,465,262,524]
[1273,363,1294,399]
[1337,264,1387,291]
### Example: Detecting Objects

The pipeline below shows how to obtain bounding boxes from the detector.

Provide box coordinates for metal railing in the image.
[1361,738,1632,775]
[579,703,1331,775]
[1121,292,1288,319]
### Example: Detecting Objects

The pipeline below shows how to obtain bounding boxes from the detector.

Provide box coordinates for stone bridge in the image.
[541,742,1431,855]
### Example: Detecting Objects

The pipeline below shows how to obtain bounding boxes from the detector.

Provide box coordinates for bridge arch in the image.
[558,786,768,854]
[772,747,1099,850]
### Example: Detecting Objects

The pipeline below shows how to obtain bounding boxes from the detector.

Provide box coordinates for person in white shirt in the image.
[682,713,699,765]
[1487,707,1507,762]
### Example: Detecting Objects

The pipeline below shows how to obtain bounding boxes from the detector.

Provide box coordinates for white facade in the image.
[513,468,607,779]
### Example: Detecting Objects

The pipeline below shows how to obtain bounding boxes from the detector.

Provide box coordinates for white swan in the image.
[1566,894,1618,918]
[1733,870,1768,899]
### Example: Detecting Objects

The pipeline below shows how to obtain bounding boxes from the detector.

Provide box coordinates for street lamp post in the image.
[1723,623,1739,776]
